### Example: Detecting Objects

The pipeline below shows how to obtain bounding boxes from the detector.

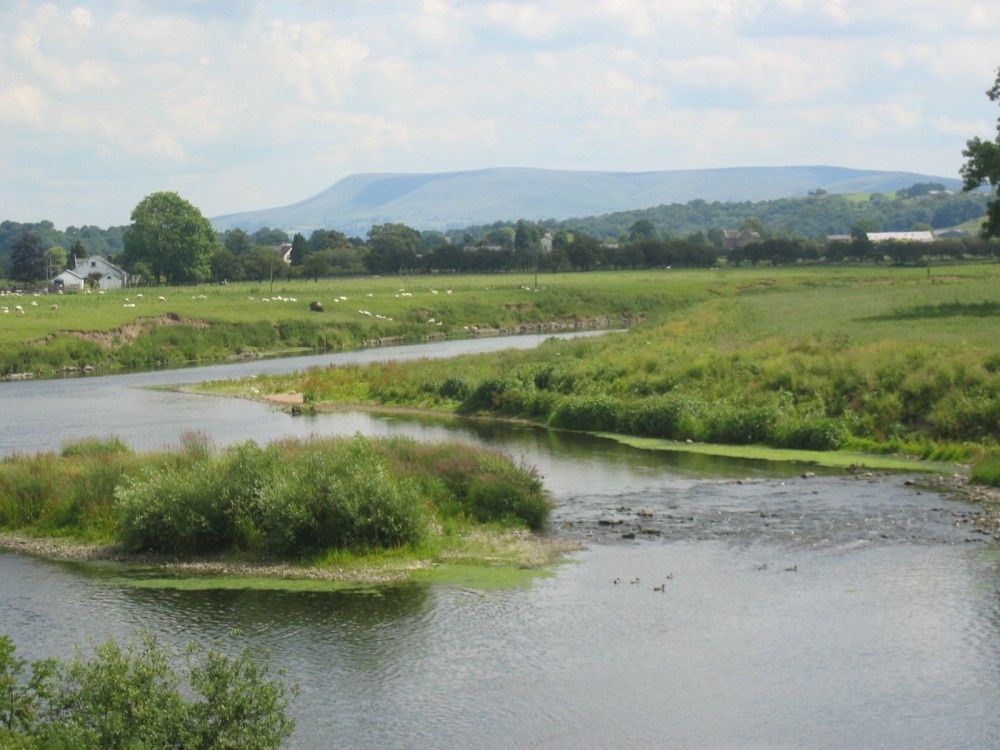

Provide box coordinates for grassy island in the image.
[0,434,570,587]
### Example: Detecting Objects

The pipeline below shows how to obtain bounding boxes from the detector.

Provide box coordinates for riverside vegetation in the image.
[0,434,553,575]
[192,264,1000,481]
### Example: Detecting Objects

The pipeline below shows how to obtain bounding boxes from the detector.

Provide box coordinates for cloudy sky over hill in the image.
[2,0,997,229]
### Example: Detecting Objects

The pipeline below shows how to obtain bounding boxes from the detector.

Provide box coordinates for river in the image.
[2,335,999,748]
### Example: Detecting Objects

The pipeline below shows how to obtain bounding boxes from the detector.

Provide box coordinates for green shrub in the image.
[459,378,516,413]
[0,631,296,750]
[773,417,850,451]
[462,459,549,531]
[115,459,235,555]
[622,395,702,439]
[704,404,779,445]
[438,376,469,400]
[549,394,621,432]
[60,438,133,459]
[254,438,428,555]
[971,455,1000,487]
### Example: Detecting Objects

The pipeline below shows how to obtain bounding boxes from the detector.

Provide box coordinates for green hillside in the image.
[210,166,966,235]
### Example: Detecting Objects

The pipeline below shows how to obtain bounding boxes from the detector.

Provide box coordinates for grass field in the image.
[186,263,1000,467]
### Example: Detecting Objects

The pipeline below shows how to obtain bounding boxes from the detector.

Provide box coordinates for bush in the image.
[704,404,779,445]
[459,378,516,413]
[773,417,850,451]
[971,455,1000,487]
[622,394,702,440]
[115,459,235,555]
[0,630,296,749]
[549,395,621,432]
[253,438,428,555]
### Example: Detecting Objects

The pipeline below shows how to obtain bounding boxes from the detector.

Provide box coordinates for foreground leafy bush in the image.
[0,630,296,749]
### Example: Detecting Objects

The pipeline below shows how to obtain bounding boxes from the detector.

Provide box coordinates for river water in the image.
[2,335,999,748]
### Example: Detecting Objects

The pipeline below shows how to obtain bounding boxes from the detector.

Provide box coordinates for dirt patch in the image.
[0,531,579,584]
[35,314,211,350]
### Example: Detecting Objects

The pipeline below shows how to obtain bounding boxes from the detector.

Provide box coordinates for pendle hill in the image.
[210,165,965,235]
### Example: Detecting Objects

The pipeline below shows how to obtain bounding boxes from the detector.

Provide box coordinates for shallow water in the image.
[1,336,999,748]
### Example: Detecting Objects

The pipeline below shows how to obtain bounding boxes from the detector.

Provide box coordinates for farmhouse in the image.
[722,229,761,250]
[866,231,935,243]
[52,255,128,291]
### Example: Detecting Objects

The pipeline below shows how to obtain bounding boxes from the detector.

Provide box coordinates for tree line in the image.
[1,180,996,286]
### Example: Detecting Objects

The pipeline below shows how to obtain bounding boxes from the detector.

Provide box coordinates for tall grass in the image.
[210,264,1000,458]
[0,435,551,557]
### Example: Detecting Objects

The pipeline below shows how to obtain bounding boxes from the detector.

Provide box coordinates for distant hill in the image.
[210,166,964,236]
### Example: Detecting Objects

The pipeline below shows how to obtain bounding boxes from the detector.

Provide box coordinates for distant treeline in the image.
[456,189,990,243]
[0,187,992,279]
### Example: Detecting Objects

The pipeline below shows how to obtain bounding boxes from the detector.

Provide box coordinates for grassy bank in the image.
[193,264,1000,471]
[0,274,649,377]
[0,434,566,582]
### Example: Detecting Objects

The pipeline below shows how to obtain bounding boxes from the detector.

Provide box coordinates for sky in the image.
[2,0,998,229]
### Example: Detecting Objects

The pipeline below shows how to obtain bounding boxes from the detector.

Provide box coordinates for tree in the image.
[121,192,217,285]
[961,67,1000,238]
[302,251,330,281]
[364,223,420,274]
[289,233,308,266]
[626,219,658,243]
[210,247,242,282]
[45,245,68,278]
[251,227,289,246]
[223,228,253,256]
[10,232,47,282]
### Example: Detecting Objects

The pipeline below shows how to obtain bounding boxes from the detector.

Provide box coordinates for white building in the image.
[52,255,128,290]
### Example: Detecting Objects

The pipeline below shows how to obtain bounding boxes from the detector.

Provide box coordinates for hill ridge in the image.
[211,165,963,235]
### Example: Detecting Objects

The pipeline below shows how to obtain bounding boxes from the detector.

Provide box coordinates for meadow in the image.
[0,273,648,377]
[188,264,1000,469]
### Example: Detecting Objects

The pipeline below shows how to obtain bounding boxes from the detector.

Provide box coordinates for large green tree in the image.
[121,192,217,285]
[10,232,47,282]
[364,223,420,274]
[961,67,1000,238]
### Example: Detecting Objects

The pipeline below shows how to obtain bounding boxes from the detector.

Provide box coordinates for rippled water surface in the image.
[2,337,999,748]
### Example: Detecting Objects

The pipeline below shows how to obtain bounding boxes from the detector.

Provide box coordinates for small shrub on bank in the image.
[971,455,1000,487]
[773,417,850,451]
[548,394,621,432]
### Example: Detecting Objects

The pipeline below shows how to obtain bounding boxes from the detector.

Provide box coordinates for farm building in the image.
[865,231,935,243]
[52,255,128,290]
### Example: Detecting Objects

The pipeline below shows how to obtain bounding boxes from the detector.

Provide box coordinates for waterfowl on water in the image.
[653,584,665,592]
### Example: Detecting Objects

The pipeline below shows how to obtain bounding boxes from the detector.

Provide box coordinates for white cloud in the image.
[0,0,994,227]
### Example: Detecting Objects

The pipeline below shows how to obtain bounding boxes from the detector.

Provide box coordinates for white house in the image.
[866,231,935,243]
[52,255,128,290]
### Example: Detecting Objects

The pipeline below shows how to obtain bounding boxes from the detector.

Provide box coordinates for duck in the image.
[653,584,665,592]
